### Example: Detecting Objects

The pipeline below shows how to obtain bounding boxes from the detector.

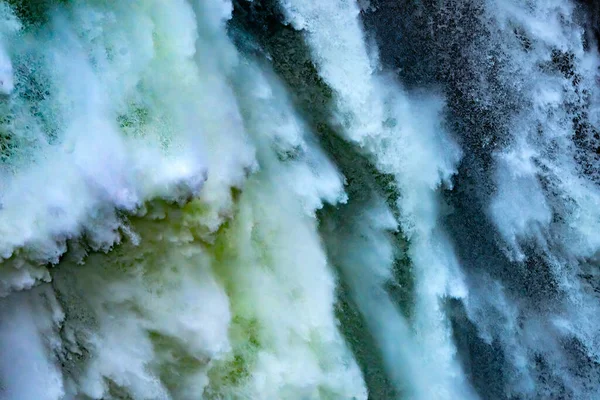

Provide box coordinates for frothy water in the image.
[1,0,600,399]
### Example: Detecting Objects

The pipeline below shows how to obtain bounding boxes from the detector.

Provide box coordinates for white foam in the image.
[278,0,475,397]
[0,0,367,398]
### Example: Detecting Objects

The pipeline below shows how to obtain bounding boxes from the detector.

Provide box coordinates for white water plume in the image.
[458,1,600,397]
[0,0,362,398]
[278,0,475,398]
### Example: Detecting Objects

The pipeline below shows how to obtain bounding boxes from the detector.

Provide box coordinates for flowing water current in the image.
[1,0,600,399]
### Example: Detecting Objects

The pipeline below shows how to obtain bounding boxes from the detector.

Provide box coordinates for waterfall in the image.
[1,0,600,399]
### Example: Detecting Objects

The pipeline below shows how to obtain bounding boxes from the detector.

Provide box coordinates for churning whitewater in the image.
[1,0,600,399]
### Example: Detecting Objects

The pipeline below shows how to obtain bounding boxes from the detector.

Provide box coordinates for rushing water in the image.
[1,0,600,399]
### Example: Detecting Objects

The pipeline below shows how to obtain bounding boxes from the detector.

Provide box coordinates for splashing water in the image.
[2,0,600,399]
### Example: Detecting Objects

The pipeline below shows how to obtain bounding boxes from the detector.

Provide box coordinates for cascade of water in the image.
[1,0,600,399]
